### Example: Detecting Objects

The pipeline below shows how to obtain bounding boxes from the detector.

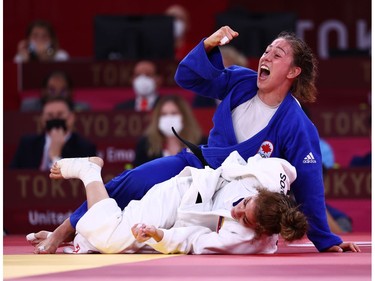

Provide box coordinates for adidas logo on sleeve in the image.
[303,152,317,164]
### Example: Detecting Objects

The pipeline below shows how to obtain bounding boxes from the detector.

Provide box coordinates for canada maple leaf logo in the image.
[261,144,272,153]
[258,141,274,158]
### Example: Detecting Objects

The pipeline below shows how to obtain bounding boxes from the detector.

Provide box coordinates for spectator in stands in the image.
[22,26,360,255]
[10,96,96,171]
[193,45,248,108]
[21,70,90,112]
[115,60,162,112]
[350,151,371,167]
[14,20,69,63]
[133,95,205,167]
[165,4,195,61]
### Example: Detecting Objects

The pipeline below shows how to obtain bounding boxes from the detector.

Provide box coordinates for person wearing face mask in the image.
[20,70,91,112]
[115,60,162,112]
[133,95,205,167]
[10,97,96,171]
[26,26,359,254]
[14,20,69,63]
[165,4,195,61]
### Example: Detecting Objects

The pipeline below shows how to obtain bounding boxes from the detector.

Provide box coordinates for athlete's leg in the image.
[33,157,105,254]
[70,151,202,228]
[31,151,202,253]
[50,156,107,208]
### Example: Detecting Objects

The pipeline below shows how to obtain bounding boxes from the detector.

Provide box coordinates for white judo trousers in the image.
[73,151,297,254]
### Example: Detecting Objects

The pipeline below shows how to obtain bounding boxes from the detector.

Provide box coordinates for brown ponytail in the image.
[280,205,308,241]
[253,188,308,241]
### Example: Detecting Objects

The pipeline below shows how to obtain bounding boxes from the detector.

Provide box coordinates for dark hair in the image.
[42,70,73,90]
[26,20,58,49]
[277,31,318,103]
[132,60,160,76]
[40,70,74,105]
[253,188,308,242]
[42,96,74,112]
[144,95,202,156]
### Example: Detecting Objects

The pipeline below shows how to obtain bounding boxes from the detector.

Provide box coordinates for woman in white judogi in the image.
[47,151,307,255]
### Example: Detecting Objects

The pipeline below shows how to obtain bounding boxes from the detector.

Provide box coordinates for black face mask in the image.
[45,118,67,132]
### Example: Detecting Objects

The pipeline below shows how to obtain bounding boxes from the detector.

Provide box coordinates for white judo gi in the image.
[72,151,297,255]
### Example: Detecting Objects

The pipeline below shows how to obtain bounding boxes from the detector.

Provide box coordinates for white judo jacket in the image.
[74,151,296,254]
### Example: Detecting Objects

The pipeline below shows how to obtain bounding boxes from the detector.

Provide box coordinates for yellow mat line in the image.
[4,254,179,279]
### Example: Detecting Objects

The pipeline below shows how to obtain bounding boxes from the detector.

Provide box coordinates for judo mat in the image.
[3,233,371,281]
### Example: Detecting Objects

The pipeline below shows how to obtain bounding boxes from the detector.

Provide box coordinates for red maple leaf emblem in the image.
[261,144,272,153]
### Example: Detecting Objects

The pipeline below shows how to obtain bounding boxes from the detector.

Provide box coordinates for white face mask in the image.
[133,75,156,97]
[158,114,183,137]
[173,19,186,39]
[29,41,52,54]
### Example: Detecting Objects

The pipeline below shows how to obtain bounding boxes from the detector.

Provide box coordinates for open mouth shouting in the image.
[259,65,270,81]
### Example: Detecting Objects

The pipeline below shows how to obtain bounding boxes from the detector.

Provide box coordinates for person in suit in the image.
[10,96,96,171]
[114,60,162,112]
[22,26,360,255]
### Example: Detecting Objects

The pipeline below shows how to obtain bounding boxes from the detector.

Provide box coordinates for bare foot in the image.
[26,231,51,246]
[34,232,62,254]
[31,231,76,254]
[31,219,76,254]
[50,157,104,180]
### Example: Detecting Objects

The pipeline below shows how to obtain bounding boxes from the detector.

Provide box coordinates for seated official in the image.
[10,97,96,171]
